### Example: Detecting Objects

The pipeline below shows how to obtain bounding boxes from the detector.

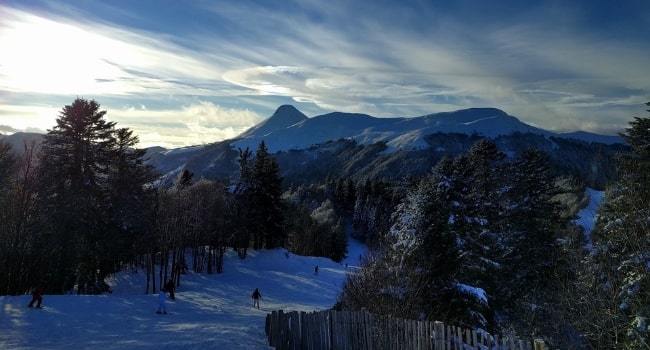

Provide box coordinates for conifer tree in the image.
[575,102,650,348]
[34,98,154,294]
[235,141,285,251]
[251,141,285,249]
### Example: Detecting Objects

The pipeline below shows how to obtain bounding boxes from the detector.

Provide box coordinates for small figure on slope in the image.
[252,288,262,309]
[164,279,175,300]
[27,286,43,308]
[156,289,168,314]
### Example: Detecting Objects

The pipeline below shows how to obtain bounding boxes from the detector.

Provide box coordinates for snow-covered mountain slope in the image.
[233,106,623,153]
[237,105,309,140]
[0,238,367,350]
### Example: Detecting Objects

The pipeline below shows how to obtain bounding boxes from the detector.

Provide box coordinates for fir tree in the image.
[234,142,285,251]
[575,102,650,348]
[34,98,154,294]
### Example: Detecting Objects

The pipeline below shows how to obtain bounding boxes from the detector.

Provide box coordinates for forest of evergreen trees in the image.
[337,102,650,349]
[1,98,650,348]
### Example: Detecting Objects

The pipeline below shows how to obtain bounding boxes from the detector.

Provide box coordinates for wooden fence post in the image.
[433,321,444,350]
[533,339,546,350]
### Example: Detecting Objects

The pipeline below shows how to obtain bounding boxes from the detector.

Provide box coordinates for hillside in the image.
[0,239,366,350]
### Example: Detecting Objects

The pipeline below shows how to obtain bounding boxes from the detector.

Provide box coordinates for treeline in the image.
[272,131,623,191]
[0,98,348,296]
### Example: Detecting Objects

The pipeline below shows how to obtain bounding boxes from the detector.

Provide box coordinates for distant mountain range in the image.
[1,105,625,188]
[233,105,623,153]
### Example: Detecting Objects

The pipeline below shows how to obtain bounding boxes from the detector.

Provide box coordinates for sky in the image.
[1,0,649,149]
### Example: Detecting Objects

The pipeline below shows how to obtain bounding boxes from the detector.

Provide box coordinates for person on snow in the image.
[156,289,168,314]
[164,279,175,300]
[28,286,43,308]
[252,288,262,309]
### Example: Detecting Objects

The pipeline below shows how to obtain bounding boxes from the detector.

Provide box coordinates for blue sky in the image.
[1,0,649,148]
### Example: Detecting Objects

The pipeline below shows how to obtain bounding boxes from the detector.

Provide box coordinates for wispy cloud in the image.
[0,0,649,147]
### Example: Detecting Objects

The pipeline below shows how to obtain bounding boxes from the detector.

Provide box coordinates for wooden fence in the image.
[266,309,550,350]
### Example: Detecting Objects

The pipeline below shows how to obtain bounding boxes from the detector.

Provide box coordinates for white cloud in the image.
[108,101,262,148]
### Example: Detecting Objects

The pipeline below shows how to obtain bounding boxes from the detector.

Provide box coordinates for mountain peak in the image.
[239,105,308,139]
[270,105,308,125]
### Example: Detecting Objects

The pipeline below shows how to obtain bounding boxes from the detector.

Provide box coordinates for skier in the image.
[164,279,175,300]
[314,265,319,275]
[156,289,168,314]
[252,288,261,309]
[27,286,43,308]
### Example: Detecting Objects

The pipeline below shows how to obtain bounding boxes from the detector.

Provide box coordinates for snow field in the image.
[0,239,366,350]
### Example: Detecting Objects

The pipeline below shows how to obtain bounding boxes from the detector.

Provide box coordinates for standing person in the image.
[164,279,175,300]
[314,265,319,275]
[156,289,168,314]
[252,288,261,309]
[27,286,43,308]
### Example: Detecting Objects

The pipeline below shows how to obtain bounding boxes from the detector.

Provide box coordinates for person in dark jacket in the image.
[164,280,175,300]
[28,287,43,308]
[252,288,261,309]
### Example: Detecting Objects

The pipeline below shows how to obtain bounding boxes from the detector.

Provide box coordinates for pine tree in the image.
[575,102,650,348]
[234,141,285,251]
[176,169,194,189]
[251,141,285,249]
[448,139,505,322]
[105,128,158,279]
[233,148,253,257]
[497,149,573,339]
[34,98,154,294]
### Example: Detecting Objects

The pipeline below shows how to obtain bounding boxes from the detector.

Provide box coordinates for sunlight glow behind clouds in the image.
[0,11,124,94]
[0,6,223,97]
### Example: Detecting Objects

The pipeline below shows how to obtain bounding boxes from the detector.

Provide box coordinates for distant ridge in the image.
[233,106,624,153]
[0,132,43,152]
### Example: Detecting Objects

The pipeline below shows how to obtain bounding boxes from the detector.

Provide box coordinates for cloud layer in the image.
[1,0,649,148]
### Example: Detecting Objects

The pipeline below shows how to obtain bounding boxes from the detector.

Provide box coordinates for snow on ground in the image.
[0,238,367,349]
[577,187,603,245]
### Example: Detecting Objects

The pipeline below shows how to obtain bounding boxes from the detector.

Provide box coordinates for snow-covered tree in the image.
[341,138,574,337]
[575,103,650,348]
[449,139,506,305]
[497,149,573,340]
[342,152,490,327]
